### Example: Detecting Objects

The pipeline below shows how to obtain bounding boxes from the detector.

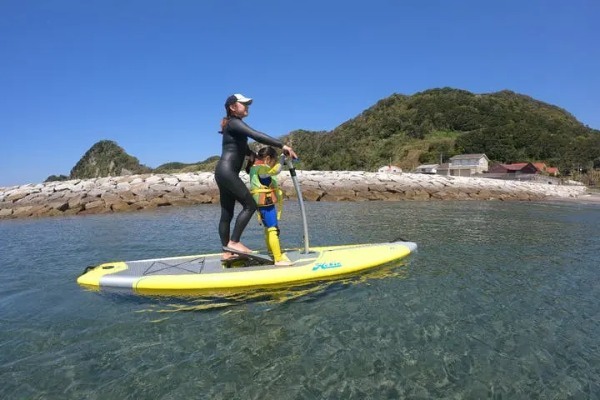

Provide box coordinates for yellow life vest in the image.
[249,160,284,220]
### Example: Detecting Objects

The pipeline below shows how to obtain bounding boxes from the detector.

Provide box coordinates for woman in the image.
[215,93,297,260]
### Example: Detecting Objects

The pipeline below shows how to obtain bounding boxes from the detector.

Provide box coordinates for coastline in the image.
[0,171,590,220]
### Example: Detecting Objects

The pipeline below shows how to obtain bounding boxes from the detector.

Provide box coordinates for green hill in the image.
[153,156,220,173]
[69,140,151,179]
[284,88,600,173]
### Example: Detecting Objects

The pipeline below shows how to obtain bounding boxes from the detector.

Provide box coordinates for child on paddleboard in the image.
[246,146,293,266]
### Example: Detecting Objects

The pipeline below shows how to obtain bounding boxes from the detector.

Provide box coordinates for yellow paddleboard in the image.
[77,240,417,295]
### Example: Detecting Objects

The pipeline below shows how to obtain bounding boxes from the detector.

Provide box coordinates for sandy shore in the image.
[0,171,591,220]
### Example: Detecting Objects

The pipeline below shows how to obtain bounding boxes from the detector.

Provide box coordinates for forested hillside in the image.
[153,156,220,173]
[284,88,600,173]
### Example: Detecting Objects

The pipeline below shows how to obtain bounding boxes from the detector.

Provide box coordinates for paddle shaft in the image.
[285,158,310,253]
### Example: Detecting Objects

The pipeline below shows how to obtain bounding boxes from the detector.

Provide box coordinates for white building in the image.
[415,164,439,174]
[437,154,489,177]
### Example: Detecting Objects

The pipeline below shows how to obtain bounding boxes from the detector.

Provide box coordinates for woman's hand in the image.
[282,145,298,160]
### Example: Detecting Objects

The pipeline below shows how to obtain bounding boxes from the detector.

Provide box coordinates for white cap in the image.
[225,93,253,108]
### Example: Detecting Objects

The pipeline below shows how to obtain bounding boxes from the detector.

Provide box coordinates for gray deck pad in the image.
[110,250,320,279]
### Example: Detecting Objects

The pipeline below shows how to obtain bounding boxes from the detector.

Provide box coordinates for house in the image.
[437,154,489,177]
[488,162,539,174]
[546,167,560,176]
[533,163,560,176]
[378,165,402,173]
[415,164,439,174]
[533,162,548,173]
[486,162,562,182]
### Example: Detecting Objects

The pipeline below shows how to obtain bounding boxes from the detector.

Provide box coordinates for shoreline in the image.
[0,171,591,220]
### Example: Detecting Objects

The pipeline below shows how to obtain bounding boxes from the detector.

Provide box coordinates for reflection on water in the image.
[138,261,411,313]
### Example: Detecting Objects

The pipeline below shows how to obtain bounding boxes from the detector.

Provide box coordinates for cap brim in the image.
[233,93,253,104]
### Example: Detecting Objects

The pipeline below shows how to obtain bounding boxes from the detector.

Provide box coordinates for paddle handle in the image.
[285,157,310,254]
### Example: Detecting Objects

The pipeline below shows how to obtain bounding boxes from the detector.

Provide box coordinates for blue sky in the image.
[1,0,598,187]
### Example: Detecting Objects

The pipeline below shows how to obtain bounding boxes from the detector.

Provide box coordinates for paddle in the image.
[284,156,310,254]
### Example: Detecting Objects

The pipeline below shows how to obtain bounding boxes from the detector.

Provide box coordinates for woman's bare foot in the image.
[226,241,252,254]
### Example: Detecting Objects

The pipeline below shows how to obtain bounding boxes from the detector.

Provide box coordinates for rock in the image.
[130,182,150,195]
[320,189,356,201]
[110,200,135,212]
[367,184,389,193]
[301,189,324,201]
[148,183,173,193]
[48,201,70,212]
[431,190,461,200]
[29,204,50,217]
[101,192,122,203]
[409,190,431,201]
[163,176,179,186]
[133,200,154,210]
[6,189,30,202]
[145,175,163,184]
[84,200,105,210]
[14,193,45,205]
[118,191,137,203]
[54,183,75,192]
[149,197,171,207]
[184,193,213,203]
[67,194,85,209]
[13,206,34,217]
[116,182,131,191]
[175,173,199,183]
[477,189,492,199]
[87,188,105,198]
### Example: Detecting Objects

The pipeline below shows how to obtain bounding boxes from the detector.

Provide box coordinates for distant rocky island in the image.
[43,140,218,183]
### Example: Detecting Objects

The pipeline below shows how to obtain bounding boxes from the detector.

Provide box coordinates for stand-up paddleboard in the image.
[77,240,416,295]
[77,157,417,295]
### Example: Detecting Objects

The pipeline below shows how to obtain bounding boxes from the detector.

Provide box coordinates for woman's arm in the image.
[229,118,284,148]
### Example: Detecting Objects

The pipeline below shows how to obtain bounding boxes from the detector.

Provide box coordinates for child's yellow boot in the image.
[266,227,292,266]
[264,228,272,256]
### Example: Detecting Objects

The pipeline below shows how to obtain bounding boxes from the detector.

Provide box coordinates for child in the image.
[246,146,293,266]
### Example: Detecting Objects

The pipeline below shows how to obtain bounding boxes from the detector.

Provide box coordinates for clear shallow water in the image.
[0,200,598,399]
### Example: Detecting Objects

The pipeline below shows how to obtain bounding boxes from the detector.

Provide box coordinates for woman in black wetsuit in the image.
[216,93,297,260]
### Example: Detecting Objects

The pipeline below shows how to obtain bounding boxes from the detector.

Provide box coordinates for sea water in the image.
[0,200,598,399]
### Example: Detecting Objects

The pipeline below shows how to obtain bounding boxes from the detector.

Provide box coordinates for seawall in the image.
[0,171,589,220]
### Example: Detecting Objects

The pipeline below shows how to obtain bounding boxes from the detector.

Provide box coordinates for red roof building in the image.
[546,167,560,176]
[488,162,539,174]
[533,162,550,173]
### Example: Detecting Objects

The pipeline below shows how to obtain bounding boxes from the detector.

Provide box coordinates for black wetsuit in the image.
[215,117,284,247]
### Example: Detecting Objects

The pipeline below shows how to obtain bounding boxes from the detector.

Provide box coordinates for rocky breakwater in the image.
[0,171,588,220]
[0,173,218,220]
